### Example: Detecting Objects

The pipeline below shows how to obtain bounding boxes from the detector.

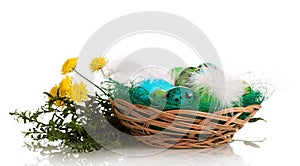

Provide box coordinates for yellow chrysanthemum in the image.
[55,99,67,107]
[61,57,78,75]
[59,76,73,97]
[48,85,66,107]
[49,85,59,99]
[89,57,107,72]
[71,82,88,103]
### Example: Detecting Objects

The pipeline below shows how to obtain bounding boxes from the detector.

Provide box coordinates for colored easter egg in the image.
[170,67,184,79]
[139,79,174,93]
[166,86,195,107]
[175,67,201,87]
[151,89,167,98]
[150,89,167,110]
[129,86,150,105]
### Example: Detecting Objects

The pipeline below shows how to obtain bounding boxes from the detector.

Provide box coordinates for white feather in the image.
[223,79,248,106]
[187,67,247,106]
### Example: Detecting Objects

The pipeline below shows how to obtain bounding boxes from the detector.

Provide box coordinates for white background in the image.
[1,0,299,165]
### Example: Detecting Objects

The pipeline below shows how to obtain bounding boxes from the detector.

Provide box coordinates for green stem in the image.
[74,69,108,96]
[100,69,105,77]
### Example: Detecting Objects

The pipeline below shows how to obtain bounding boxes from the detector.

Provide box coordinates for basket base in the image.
[134,133,234,149]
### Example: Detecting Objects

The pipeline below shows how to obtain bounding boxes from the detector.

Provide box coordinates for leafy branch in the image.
[9,92,124,153]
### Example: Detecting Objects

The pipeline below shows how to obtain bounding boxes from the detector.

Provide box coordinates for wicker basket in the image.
[111,98,261,149]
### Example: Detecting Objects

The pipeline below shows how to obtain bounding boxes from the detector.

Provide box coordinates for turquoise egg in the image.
[166,87,195,107]
[139,79,174,93]
[129,86,150,105]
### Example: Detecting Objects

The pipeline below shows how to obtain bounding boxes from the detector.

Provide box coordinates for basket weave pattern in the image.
[111,99,261,148]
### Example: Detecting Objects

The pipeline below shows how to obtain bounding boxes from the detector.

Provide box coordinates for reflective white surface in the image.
[8,143,250,166]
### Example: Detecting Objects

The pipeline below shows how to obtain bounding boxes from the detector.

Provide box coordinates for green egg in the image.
[170,67,184,79]
[150,89,167,109]
[151,89,167,98]
[175,67,200,87]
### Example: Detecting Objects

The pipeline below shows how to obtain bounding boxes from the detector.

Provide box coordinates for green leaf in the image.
[244,141,260,148]
[249,117,267,123]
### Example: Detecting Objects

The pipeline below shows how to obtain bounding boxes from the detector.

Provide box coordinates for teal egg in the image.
[129,86,150,105]
[166,87,195,107]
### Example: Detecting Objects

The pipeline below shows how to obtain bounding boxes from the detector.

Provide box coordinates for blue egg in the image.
[166,87,195,107]
[139,79,174,93]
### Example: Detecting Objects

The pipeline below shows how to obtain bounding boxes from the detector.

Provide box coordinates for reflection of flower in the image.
[89,57,107,72]
[61,57,78,75]
[71,82,88,103]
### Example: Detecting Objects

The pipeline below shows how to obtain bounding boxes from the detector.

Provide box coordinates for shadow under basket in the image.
[111,99,261,149]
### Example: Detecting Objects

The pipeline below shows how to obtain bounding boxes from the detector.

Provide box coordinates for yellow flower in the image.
[49,85,59,99]
[89,57,107,72]
[61,57,78,75]
[59,76,73,97]
[71,82,88,103]
[55,99,67,107]
[48,84,66,107]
